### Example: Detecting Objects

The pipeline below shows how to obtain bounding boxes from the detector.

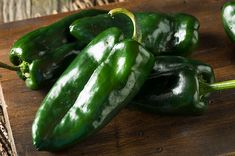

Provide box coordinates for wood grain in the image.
[1,0,235,155]
[0,84,17,156]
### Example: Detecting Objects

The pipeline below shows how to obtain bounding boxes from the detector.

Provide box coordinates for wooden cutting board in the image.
[1,0,235,155]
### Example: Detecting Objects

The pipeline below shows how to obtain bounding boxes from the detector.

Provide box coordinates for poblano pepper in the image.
[132,56,235,115]
[70,11,199,56]
[222,1,235,42]
[0,9,105,89]
[32,8,154,151]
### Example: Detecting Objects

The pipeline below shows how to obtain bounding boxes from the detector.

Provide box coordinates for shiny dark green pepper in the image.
[32,8,154,151]
[32,27,123,150]
[132,56,235,115]
[24,42,80,89]
[222,1,235,42]
[10,9,105,65]
[70,12,199,56]
[0,9,105,89]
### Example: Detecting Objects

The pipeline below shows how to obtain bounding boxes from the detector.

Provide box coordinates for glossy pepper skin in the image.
[222,1,235,42]
[171,13,199,56]
[25,42,80,89]
[70,12,199,56]
[32,27,124,150]
[33,40,154,150]
[132,56,215,115]
[32,8,155,150]
[8,9,105,89]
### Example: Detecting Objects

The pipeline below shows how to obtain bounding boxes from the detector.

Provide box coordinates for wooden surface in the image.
[0,0,124,23]
[0,0,235,155]
[0,84,17,156]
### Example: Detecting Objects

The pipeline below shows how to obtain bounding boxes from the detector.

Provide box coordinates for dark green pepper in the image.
[171,13,199,56]
[0,9,105,89]
[32,8,154,151]
[132,56,235,115]
[222,1,235,42]
[70,11,199,56]
[24,42,80,89]
[32,27,124,149]
[10,9,105,65]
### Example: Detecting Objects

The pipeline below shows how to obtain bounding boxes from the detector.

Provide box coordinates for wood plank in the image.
[0,83,17,156]
[1,0,235,155]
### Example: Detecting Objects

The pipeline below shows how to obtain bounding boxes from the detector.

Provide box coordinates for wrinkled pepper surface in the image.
[70,12,199,56]
[1,9,105,89]
[222,1,235,42]
[32,8,154,150]
[132,56,215,115]
[132,56,235,115]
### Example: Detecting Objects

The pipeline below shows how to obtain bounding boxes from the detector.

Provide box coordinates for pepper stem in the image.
[0,62,19,71]
[200,79,235,95]
[208,80,235,92]
[108,8,141,42]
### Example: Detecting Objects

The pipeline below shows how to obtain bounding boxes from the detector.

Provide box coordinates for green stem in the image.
[108,8,141,42]
[200,80,235,95]
[208,79,235,92]
[0,62,19,71]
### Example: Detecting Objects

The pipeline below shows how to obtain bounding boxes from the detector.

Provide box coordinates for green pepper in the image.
[222,1,235,42]
[24,42,80,89]
[32,26,124,149]
[32,8,154,151]
[171,13,199,56]
[0,9,105,89]
[132,56,235,115]
[70,11,199,56]
[10,9,105,65]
